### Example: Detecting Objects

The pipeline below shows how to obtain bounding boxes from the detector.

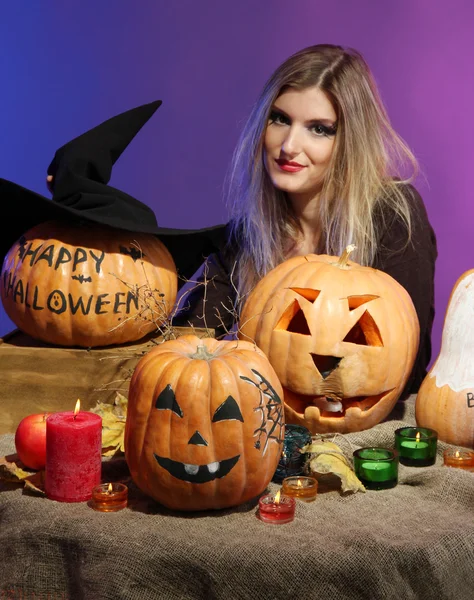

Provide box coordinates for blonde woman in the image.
[174,44,437,393]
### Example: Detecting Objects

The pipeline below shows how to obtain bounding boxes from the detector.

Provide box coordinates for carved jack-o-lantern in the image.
[239,248,419,434]
[0,220,177,347]
[125,335,284,511]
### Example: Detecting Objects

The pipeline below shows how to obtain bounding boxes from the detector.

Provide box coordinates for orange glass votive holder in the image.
[91,483,128,512]
[281,476,318,502]
[443,448,474,471]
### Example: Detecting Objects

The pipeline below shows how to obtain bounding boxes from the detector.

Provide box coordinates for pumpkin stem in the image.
[189,345,214,361]
[337,244,357,268]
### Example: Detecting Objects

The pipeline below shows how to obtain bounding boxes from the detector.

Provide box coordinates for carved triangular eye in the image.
[290,288,321,303]
[212,395,244,422]
[155,384,183,417]
[347,295,379,310]
[343,310,383,346]
[274,299,311,335]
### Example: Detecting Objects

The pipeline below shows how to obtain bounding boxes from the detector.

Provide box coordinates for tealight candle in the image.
[45,400,102,502]
[443,448,474,471]
[281,476,318,502]
[91,482,128,512]
[353,447,398,490]
[394,427,438,467]
[258,490,296,524]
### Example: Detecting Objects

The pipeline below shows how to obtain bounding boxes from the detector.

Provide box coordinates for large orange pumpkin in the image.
[1,220,177,347]
[416,269,474,448]
[124,335,284,511]
[239,247,419,434]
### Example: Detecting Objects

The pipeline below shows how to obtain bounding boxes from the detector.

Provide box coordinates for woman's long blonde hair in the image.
[225,44,418,301]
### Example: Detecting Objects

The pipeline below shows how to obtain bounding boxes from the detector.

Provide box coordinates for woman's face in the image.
[263,86,337,203]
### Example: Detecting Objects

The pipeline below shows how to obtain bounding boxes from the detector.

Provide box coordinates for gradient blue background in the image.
[1,0,472,366]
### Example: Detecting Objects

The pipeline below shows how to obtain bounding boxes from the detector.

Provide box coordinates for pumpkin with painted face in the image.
[0,220,177,347]
[125,335,284,511]
[239,247,419,434]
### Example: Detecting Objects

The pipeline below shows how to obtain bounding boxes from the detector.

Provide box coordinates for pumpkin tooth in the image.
[184,463,199,475]
[208,461,219,473]
[345,406,362,417]
[304,405,322,421]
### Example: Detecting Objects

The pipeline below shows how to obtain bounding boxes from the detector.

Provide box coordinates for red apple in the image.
[14,412,51,470]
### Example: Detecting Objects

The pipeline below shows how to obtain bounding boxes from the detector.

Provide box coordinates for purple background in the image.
[1,1,472,367]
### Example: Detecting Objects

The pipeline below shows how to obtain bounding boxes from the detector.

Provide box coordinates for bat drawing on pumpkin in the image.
[119,245,145,261]
[71,274,92,283]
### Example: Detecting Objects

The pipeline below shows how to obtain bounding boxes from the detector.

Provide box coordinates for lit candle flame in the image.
[455,450,460,458]
[415,432,421,443]
[297,479,303,488]
[274,490,281,504]
[73,399,81,418]
[107,483,113,494]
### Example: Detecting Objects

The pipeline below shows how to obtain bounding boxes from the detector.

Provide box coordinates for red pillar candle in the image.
[45,401,102,502]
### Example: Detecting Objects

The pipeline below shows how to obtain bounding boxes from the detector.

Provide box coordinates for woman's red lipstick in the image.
[275,159,306,172]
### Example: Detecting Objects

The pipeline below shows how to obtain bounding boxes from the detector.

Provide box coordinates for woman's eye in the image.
[310,123,337,137]
[269,110,290,126]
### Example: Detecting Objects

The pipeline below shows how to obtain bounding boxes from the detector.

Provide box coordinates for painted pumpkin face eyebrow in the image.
[212,395,244,422]
[155,384,183,417]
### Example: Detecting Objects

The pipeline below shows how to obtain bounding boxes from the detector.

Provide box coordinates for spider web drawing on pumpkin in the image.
[240,369,284,455]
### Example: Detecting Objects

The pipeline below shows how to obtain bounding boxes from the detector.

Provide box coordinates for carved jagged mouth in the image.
[317,391,393,417]
[154,454,240,483]
[287,390,394,419]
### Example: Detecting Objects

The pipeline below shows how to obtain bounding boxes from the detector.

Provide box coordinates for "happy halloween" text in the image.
[2,270,140,315]
[18,240,106,273]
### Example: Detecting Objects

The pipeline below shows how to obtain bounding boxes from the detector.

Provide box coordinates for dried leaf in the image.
[0,454,46,496]
[0,454,32,482]
[23,471,46,496]
[304,441,349,464]
[308,453,366,494]
[303,439,366,494]
[90,392,128,456]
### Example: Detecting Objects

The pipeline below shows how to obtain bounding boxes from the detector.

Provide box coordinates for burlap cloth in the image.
[1,396,473,600]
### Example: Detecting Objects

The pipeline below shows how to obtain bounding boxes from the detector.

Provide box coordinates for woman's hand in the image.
[46,175,54,193]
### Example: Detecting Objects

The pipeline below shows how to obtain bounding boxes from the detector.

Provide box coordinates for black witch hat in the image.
[0,100,226,284]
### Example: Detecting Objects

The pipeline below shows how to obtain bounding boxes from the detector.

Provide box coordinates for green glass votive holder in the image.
[353,447,398,490]
[394,427,438,467]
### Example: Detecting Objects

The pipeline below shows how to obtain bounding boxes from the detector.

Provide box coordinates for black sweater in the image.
[166,185,437,394]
